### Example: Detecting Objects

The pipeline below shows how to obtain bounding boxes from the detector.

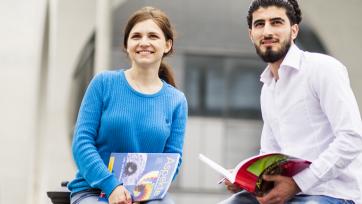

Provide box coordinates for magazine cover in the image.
[100,153,180,202]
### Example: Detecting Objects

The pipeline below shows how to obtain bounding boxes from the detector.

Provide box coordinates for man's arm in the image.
[293,58,362,192]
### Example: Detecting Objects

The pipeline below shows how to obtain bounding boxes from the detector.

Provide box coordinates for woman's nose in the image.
[139,37,150,46]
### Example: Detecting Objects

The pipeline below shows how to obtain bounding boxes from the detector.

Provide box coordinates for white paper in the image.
[198,153,234,183]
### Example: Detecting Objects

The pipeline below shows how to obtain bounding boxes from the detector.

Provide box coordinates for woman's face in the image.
[126,19,172,68]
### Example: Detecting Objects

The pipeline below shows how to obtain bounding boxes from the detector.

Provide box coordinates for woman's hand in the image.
[108,185,132,204]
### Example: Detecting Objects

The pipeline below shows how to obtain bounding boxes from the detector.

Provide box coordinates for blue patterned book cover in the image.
[100,153,180,202]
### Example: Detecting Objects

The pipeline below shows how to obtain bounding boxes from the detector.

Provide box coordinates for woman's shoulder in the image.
[95,69,123,79]
[90,69,125,85]
[163,83,187,102]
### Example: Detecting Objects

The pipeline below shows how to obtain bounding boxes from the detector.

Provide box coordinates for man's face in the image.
[249,6,299,63]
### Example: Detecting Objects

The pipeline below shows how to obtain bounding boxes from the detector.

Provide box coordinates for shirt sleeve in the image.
[72,73,121,197]
[163,94,188,178]
[293,58,362,192]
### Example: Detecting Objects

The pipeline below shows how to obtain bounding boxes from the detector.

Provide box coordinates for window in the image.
[184,54,266,119]
[69,32,95,137]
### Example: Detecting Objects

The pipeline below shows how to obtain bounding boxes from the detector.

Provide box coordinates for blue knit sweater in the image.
[68,70,188,197]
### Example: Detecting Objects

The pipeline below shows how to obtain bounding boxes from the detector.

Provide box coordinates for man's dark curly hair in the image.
[247,0,302,29]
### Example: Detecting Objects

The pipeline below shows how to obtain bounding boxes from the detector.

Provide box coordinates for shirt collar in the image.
[260,44,302,85]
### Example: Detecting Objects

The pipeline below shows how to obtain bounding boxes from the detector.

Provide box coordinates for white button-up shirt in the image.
[260,44,362,201]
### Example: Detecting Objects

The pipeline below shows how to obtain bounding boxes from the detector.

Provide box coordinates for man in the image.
[219,0,362,203]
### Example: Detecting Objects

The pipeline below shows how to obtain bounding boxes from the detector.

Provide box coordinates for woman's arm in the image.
[72,73,121,197]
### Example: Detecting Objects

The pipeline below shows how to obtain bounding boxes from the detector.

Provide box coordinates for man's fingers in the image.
[226,184,238,193]
[227,185,234,191]
[263,174,282,182]
[224,179,232,185]
[257,194,279,204]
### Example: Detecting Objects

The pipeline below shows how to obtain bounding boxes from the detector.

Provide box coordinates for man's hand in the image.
[223,179,243,193]
[108,185,132,204]
[256,175,300,204]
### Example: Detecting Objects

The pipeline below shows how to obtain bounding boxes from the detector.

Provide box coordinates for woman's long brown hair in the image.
[123,7,176,87]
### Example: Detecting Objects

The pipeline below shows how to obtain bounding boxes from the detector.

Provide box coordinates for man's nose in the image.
[262,23,274,36]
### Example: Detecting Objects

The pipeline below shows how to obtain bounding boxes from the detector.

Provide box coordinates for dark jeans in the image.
[218,190,355,204]
[70,189,175,204]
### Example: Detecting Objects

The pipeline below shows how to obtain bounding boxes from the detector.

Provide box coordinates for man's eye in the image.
[254,22,264,28]
[272,21,283,25]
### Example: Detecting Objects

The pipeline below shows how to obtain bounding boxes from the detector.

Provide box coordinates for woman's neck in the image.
[125,66,163,94]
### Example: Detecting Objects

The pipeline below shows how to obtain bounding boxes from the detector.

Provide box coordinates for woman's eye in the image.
[131,34,141,39]
[149,34,159,39]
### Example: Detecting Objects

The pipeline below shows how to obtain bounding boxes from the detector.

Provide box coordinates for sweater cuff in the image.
[292,168,320,193]
[99,175,122,197]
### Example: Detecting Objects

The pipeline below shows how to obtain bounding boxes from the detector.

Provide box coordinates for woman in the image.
[68,7,188,204]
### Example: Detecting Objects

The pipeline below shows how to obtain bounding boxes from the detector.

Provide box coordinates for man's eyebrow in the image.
[253,19,265,25]
[253,17,286,25]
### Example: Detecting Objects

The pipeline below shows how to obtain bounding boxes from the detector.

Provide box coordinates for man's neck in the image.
[269,58,283,81]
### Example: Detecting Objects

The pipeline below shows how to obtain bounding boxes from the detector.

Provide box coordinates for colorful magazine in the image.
[199,153,311,196]
[99,153,180,202]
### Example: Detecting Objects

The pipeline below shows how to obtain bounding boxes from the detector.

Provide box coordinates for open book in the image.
[199,153,311,196]
[99,153,180,202]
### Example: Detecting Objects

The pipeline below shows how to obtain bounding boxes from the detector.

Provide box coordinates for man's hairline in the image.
[249,5,296,29]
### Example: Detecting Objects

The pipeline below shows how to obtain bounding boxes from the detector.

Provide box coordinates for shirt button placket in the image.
[274,81,281,138]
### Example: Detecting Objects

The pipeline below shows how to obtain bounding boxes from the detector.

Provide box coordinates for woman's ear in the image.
[164,39,172,54]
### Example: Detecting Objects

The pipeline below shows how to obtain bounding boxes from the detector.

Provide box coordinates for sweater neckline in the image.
[120,70,166,98]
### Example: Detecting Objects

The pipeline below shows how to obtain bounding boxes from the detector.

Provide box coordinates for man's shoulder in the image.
[302,51,344,68]
[301,51,349,82]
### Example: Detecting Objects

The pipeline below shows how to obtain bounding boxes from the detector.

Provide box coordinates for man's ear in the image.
[291,24,299,41]
[249,29,254,43]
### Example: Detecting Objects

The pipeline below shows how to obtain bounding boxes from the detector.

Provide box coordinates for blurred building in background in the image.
[1,0,362,203]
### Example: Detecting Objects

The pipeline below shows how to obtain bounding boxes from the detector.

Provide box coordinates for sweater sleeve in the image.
[72,73,121,197]
[163,94,188,177]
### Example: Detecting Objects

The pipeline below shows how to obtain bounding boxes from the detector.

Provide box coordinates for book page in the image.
[198,154,234,182]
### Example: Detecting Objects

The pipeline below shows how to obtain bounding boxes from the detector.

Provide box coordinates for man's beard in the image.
[255,38,291,63]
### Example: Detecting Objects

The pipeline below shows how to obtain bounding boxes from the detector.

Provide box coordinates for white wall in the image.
[36,0,97,203]
[0,0,47,203]
[0,0,97,203]
[179,118,262,191]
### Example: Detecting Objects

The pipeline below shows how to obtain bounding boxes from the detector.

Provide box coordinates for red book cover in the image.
[199,153,311,196]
